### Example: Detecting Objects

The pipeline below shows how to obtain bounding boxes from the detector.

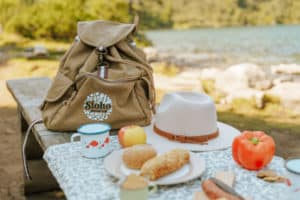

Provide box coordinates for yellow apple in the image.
[118,125,147,148]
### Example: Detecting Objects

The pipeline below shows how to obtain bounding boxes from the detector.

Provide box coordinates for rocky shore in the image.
[145,47,300,113]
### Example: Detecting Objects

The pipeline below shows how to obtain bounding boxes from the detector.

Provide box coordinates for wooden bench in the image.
[6,77,71,195]
[7,77,119,196]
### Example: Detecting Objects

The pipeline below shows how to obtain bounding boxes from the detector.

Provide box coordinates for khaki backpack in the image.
[40,19,156,131]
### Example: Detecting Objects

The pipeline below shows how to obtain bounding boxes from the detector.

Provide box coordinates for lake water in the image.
[146,25,300,66]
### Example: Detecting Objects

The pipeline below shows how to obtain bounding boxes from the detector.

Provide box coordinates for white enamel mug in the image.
[71,123,111,158]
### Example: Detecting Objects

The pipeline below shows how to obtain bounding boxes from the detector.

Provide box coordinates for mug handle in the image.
[148,183,157,194]
[71,133,81,143]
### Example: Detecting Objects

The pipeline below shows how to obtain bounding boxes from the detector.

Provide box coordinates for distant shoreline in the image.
[146,24,300,32]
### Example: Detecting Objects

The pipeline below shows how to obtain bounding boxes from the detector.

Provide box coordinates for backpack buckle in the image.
[98,62,109,79]
[96,47,109,79]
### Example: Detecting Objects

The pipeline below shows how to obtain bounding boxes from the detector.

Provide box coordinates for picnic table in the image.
[6,77,300,200]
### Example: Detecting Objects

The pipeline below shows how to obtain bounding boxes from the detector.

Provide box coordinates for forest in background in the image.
[1,0,300,41]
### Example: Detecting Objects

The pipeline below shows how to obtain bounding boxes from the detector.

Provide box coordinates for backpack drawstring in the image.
[22,119,43,180]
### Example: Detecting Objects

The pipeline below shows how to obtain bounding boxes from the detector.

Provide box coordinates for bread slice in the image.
[140,149,190,181]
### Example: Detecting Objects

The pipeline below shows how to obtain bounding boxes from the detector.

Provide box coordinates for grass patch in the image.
[218,110,300,135]
[201,79,224,103]
[0,33,67,79]
[152,62,180,77]
[263,94,280,104]
[26,40,70,53]
[0,32,69,55]
[0,58,58,79]
[202,79,215,94]
[218,98,300,135]
[0,32,30,47]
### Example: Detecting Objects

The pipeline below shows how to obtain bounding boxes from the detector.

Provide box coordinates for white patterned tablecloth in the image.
[43,136,293,200]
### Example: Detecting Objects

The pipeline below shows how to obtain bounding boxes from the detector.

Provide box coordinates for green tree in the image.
[5,0,131,40]
[2,0,300,40]
[0,0,21,26]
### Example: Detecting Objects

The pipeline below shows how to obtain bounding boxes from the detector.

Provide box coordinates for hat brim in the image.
[144,120,240,152]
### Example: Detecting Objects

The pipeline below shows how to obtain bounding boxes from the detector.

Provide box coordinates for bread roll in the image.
[140,149,190,180]
[122,144,157,169]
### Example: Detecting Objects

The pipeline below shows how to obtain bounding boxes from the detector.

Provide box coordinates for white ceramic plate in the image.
[103,147,205,185]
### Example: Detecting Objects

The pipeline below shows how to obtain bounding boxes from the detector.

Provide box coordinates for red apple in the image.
[118,125,147,148]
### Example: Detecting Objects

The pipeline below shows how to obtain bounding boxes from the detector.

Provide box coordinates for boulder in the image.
[271,64,300,75]
[154,72,203,92]
[256,80,273,90]
[143,47,158,61]
[24,45,48,58]
[200,68,222,80]
[177,70,202,80]
[272,75,294,86]
[33,45,48,57]
[222,88,265,109]
[215,63,270,94]
[267,82,300,113]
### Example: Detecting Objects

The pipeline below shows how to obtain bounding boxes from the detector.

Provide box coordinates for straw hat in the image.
[145,92,240,151]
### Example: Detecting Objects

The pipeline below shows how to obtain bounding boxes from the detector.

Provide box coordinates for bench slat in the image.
[6,77,71,150]
[6,77,51,122]
[34,124,71,151]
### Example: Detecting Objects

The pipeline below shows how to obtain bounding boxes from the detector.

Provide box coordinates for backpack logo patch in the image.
[83,92,112,121]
